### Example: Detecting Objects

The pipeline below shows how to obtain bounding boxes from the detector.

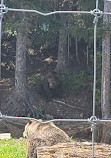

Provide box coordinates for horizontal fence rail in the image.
[0,112,89,124]
[0,5,111,16]
[1,112,111,124]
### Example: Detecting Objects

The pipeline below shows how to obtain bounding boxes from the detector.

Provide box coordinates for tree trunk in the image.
[101,0,111,118]
[15,28,27,98]
[56,1,72,73]
[75,38,80,64]
[6,21,39,118]
[56,14,69,73]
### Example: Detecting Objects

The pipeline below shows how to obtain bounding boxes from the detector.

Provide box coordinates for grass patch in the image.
[0,138,28,158]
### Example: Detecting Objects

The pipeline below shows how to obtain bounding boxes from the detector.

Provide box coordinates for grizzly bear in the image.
[38,71,62,99]
[23,120,71,158]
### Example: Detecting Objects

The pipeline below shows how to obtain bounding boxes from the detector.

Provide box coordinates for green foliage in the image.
[59,51,101,107]
[30,15,60,51]
[68,0,104,49]
[0,138,27,158]
[29,74,42,84]
[60,71,86,93]
[4,0,104,64]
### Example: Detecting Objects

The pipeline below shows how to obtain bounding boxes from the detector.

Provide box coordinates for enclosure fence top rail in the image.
[0,5,110,16]
[0,4,106,17]
[0,112,89,124]
[1,112,111,124]
[1,7,91,15]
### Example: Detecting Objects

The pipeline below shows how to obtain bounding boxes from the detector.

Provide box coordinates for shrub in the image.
[60,71,86,94]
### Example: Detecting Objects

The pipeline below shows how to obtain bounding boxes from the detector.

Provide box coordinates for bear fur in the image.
[39,71,62,99]
[23,120,71,158]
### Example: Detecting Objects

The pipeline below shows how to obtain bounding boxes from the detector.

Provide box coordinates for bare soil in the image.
[0,76,93,120]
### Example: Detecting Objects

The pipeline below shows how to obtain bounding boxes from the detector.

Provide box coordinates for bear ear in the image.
[28,120,32,124]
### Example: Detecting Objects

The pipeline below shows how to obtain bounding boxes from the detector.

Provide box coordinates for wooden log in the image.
[36,142,111,158]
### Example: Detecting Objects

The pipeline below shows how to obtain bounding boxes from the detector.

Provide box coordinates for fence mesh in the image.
[0,0,111,158]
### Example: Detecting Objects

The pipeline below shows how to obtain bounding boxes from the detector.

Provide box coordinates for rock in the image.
[0,133,11,140]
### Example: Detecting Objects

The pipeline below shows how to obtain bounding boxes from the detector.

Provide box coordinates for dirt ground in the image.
[0,77,93,119]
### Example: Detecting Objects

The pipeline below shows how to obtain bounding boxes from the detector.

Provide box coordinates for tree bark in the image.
[101,0,111,118]
[6,19,39,118]
[15,28,27,98]
[56,14,69,73]
[56,1,72,73]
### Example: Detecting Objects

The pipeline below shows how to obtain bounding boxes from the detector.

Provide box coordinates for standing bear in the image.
[23,120,71,158]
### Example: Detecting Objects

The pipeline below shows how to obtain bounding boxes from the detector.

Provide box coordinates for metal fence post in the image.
[0,0,4,80]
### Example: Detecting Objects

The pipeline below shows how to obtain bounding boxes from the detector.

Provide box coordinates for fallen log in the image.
[36,142,111,158]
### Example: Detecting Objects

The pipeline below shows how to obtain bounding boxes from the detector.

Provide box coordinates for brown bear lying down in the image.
[23,120,71,158]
